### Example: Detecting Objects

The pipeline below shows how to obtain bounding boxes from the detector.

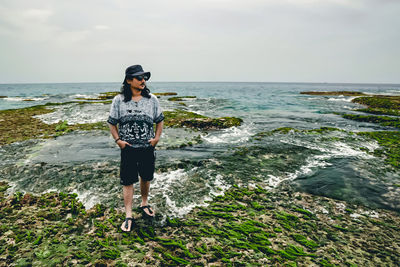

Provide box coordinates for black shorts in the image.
[120,146,156,185]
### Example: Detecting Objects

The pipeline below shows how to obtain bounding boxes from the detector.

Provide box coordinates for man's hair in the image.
[121,79,151,102]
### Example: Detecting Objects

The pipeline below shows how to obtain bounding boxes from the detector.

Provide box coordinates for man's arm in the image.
[149,121,163,147]
[109,124,119,140]
[109,124,130,148]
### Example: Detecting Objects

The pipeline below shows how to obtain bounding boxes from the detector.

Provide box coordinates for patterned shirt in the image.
[107,93,164,148]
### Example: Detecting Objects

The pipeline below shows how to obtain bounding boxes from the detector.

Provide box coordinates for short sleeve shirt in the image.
[107,93,164,148]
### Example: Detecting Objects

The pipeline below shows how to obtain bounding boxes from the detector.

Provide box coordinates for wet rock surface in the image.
[0,182,399,266]
[0,91,243,146]
[1,89,400,266]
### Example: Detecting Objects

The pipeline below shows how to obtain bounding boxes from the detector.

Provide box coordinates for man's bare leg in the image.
[140,178,155,216]
[121,184,134,231]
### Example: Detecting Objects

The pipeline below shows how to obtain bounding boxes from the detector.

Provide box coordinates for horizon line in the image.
[1,81,400,86]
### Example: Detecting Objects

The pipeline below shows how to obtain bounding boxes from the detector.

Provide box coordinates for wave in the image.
[265,155,331,189]
[202,123,256,144]
[152,169,208,218]
[2,96,49,102]
[69,94,99,99]
[71,188,102,209]
[327,96,358,102]
[33,102,109,125]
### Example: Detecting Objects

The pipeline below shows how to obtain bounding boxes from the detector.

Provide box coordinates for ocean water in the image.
[1,82,400,217]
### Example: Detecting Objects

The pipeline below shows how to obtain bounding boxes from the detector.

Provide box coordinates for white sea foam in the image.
[210,174,231,197]
[70,94,99,99]
[153,169,205,217]
[265,156,330,188]
[5,182,18,195]
[43,188,58,193]
[71,189,101,209]
[3,96,48,101]
[202,124,255,144]
[34,102,109,125]
[151,169,231,218]
[280,138,376,160]
[328,141,375,158]
[267,137,377,188]
[327,96,358,102]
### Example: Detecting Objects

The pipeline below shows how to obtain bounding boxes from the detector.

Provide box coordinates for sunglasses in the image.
[132,75,149,81]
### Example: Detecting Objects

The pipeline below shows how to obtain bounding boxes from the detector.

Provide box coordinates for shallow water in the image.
[1,82,400,216]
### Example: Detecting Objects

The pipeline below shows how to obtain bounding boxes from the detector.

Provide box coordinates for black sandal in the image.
[139,205,155,219]
[121,217,135,232]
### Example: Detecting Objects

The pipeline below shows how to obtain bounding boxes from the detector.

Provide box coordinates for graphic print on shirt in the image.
[107,94,165,148]
[119,116,152,143]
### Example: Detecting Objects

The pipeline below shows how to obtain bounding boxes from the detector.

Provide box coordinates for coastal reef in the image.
[75,92,119,101]
[153,92,177,96]
[338,114,400,128]
[357,131,400,168]
[254,126,400,170]
[0,92,242,145]
[352,95,400,116]
[0,182,399,266]
[342,95,400,127]
[0,103,107,146]
[164,109,243,130]
[302,91,400,128]
[301,91,400,168]
[168,96,197,102]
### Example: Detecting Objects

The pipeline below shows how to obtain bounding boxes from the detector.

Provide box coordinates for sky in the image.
[0,0,399,84]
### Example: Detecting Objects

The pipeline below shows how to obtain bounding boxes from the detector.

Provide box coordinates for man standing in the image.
[108,65,164,232]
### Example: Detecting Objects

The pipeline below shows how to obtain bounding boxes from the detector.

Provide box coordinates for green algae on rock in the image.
[153,92,178,96]
[335,94,400,125]
[355,108,400,117]
[1,183,399,266]
[167,96,197,101]
[300,91,367,96]
[0,100,241,145]
[251,126,400,170]
[0,105,57,146]
[0,104,109,145]
[164,109,243,130]
[75,91,120,101]
[252,127,344,141]
[339,113,400,128]
[352,95,400,116]
[352,95,400,110]
[357,131,400,168]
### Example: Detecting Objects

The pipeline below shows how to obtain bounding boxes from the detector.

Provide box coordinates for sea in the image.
[1,82,399,218]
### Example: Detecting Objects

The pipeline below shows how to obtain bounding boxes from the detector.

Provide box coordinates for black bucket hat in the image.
[124,65,151,81]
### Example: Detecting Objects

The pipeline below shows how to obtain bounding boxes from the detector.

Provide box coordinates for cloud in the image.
[22,8,53,22]
[94,25,110,30]
[0,0,399,83]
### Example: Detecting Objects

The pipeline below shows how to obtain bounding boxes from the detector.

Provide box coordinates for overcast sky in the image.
[0,0,399,83]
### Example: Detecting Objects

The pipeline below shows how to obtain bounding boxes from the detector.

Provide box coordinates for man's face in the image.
[127,76,146,90]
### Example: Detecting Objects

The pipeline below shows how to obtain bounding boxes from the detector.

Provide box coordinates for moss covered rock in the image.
[0,104,109,145]
[168,96,197,101]
[153,92,178,96]
[164,109,243,130]
[1,183,399,266]
[340,114,400,128]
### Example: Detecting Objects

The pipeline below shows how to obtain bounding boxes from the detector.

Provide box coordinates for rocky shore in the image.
[1,90,400,266]
[301,91,400,168]
[0,92,242,146]
[1,181,399,266]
